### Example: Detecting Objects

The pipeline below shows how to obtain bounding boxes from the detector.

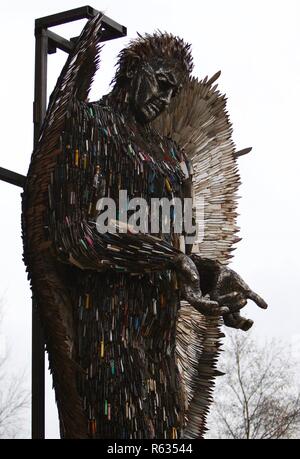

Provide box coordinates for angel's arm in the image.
[38,14,174,272]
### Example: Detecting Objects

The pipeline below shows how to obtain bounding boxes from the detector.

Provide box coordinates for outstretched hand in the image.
[174,254,230,316]
[175,254,268,330]
[210,266,268,331]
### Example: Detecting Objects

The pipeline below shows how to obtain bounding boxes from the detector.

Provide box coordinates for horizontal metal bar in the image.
[35,5,99,30]
[0,167,26,188]
[100,14,127,39]
[47,29,74,53]
[35,6,126,43]
[46,22,127,56]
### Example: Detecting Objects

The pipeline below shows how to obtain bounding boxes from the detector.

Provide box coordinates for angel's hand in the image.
[174,254,229,316]
[210,266,268,330]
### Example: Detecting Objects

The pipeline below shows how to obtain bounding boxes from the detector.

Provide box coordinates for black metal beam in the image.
[0,167,25,188]
[31,300,46,439]
[47,29,74,54]
[47,22,127,56]
[97,14,127,41]
[35,5,126,41]
[35,5,98,30]
[37,7,126,56]
[32,22,49,441]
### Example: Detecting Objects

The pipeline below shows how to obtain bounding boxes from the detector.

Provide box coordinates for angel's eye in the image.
[157,74,168,83]
[157,77,170,90]
[157,75,171,90]
[171,87,179,98]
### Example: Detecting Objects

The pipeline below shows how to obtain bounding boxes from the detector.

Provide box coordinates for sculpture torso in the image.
[48,99,190,438]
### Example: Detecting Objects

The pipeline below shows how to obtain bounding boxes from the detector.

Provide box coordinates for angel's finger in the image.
[246,290,268,309]
[226,298,247,314]
[223,313,239,328]
[223,313,253,331]
[218,291,244,305]
[196,299,229,316]
[239,317,254,332]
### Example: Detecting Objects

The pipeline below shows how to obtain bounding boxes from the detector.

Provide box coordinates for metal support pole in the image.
[32,27,48,440]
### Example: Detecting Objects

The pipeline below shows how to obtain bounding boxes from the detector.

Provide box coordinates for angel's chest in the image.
[86,105,188,200]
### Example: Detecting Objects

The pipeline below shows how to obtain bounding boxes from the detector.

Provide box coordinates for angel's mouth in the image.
[137,99,166,123]
[149,99,165,112]
[142,100,164,119]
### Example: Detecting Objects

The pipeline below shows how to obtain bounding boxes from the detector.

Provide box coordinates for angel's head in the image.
[110,32,193,123]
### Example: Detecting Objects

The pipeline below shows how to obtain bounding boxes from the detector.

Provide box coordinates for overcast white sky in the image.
[0,0,299,439]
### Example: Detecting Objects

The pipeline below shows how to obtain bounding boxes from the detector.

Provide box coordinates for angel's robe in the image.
[46,98,193,438]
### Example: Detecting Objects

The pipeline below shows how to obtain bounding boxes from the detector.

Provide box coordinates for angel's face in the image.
[129,58,184,124]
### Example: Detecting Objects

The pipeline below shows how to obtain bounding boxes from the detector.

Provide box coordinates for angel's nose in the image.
[160,88,173,105]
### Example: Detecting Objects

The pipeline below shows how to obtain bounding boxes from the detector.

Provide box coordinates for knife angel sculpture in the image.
[22,14,267,439]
